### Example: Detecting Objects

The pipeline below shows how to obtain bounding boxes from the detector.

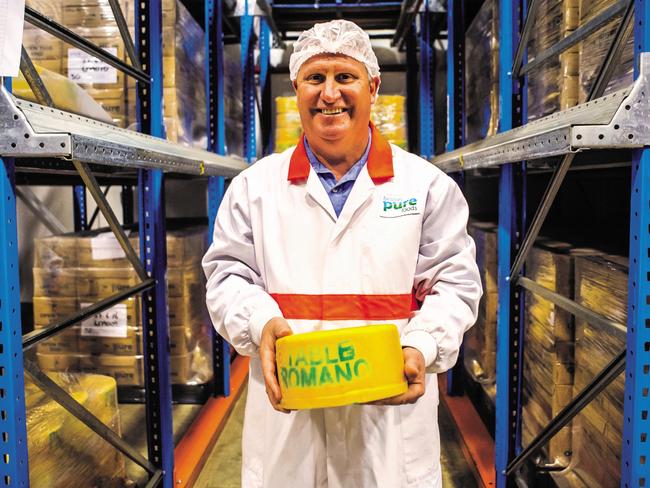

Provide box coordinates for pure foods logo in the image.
[381,196,419,217]
[280,340,370,389]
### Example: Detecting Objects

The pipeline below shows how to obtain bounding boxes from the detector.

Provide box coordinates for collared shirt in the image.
[304,129,372,217]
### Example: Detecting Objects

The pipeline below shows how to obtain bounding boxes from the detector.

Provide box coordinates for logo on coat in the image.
[381,196,420,217]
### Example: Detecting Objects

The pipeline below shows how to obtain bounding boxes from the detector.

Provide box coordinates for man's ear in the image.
[370,76,381,104]
[292,80,298,92]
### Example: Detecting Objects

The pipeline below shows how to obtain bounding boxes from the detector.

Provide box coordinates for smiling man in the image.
[202,20,481,488]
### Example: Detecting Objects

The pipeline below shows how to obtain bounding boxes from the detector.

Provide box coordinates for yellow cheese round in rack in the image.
[276,324,407,410]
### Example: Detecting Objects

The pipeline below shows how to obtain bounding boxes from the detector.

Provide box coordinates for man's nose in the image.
[320,77,340,102]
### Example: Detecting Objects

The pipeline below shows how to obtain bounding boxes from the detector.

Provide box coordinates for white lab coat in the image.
[202,126,482,488]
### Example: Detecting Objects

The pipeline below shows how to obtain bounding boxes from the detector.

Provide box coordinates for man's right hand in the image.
[260,317,293,413]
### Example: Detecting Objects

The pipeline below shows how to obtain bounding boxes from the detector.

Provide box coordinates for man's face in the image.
[294,54,380,143]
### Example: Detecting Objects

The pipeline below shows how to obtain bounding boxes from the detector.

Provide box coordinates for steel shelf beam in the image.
[430,50,650,173]
[0,88,247,177]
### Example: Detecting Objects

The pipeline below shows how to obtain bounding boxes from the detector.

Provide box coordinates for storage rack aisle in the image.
[0,0,287,486]
[431,0,650,487]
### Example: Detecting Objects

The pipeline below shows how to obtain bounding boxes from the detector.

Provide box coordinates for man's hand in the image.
[260,317,293,413]
[369,347,426,406]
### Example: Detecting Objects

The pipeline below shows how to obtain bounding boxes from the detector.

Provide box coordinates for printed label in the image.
[91,232,127,260]
[380,195,420,218]
[280,340,370,389]
[80,303,128,338]
[67,47,118,84]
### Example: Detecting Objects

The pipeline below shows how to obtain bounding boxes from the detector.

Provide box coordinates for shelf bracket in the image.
[572,53,650,148]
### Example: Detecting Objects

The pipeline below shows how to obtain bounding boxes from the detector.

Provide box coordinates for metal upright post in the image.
[445,0,466,396]
[418,0,435,159]
[73,185,87,231]
[495,0,524,486]
[242,0,257,163]
[206,0,231,397]
[259,18,273,155]
[0,77,29,487]
[621,2,650,486]
[405,24,419,153]
[135,1,173,487]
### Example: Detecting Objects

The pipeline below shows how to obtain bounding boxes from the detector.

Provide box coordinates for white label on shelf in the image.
[0,0,25,76]
[80,303,128,338]
[67,47,118,84]
[91,232,127,260]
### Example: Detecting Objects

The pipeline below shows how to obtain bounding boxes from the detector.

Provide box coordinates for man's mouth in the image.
[317,108,347,115]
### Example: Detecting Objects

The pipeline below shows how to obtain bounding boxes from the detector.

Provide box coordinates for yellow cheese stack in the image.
[26,372,126,487]
[33,226,213,386]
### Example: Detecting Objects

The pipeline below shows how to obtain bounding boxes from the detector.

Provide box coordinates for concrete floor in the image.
[194,388,478,488]
[120,403,203,486]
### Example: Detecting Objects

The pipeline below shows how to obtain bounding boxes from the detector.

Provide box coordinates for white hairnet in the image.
[289,20,380,82]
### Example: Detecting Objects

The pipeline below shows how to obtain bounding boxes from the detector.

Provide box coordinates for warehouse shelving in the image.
[433,1,650,487]
[0,0,269,486]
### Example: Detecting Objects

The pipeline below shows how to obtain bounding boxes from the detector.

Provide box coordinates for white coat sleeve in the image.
[201,175,283,357]
[400,175,482,373]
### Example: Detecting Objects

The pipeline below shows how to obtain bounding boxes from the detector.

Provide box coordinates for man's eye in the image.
[336,73,354,82]
[307,74,324,82]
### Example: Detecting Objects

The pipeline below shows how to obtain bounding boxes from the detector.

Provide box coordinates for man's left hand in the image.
[369,346,426,406]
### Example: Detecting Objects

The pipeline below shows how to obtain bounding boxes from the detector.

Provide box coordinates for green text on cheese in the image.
[280,340,370,389]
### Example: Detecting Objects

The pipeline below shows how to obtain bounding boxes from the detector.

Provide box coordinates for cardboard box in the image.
[37,352,84,371]
[169,326,197,355]
[33,296,79,325]
[34,325,80,354]
[77,268,140,297]
[79,327,142,355]
[33,268,77,297]
[95,354,144,386]
[34,235,79,268]
[167,265,203,297]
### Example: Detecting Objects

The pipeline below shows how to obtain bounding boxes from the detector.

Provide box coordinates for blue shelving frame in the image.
[206,0,231,397]
[135,1,174,486]
[622,3,650,487]
[439,0,650,485]
[0,0,260,485]
[419,1,435,160]
[445,0,466,396]
[0,78,29,487]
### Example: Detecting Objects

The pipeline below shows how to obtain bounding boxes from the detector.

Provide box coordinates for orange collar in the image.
[287,123,394,183]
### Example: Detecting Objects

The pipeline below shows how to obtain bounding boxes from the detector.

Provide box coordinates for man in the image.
[203,19,481,488]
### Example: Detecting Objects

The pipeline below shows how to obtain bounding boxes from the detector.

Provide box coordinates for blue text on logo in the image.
[383,197,417,212]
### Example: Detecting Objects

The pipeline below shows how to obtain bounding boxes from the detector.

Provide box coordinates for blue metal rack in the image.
[0,77,29,487]
[622,3,650,487]
[0,0,252,485]
[432,0,650,485]
[206,0,231,396]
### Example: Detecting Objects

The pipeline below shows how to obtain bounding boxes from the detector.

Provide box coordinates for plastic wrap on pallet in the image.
[527,0,580,120]
[275,96,301,153]
[550,254,627,488]
[578,0,634,104]
[465,0,499,143]
[25,372,127,487]
[522,241,578,468]
[32,227,214,386]
[12,64,114,123]
[159,1,207,147]
[464,222,497,390]
[224,50,244,156]
[23,0,65,74]
[371,95,407,149]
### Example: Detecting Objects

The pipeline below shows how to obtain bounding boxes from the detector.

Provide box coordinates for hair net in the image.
[289,20,380,82]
